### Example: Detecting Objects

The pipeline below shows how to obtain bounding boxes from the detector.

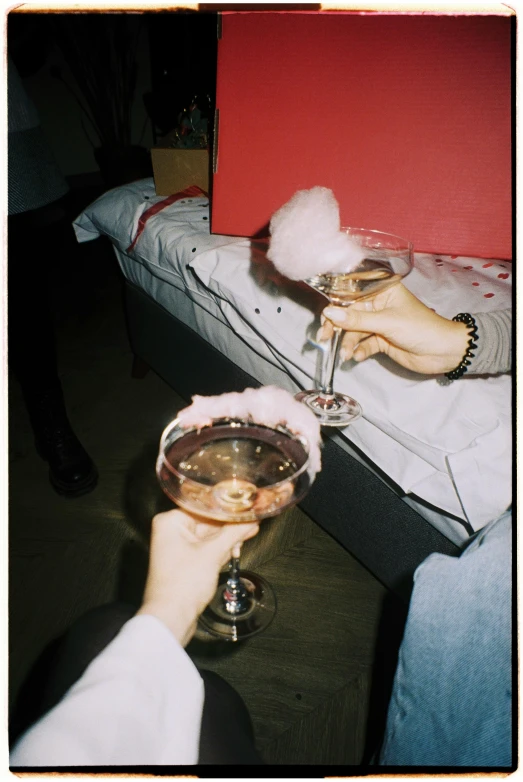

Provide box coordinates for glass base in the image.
[198,570,276,642]
[295,390,362,427]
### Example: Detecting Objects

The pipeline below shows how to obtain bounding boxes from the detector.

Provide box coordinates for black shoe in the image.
[20,382,99,498]
[36,426,98,498]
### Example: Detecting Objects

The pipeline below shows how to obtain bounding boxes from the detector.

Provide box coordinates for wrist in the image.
[444,314,479,379]
[137,602,196,647]
[441,319,471,373]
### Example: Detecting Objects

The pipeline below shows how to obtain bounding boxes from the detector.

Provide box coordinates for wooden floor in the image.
[8,202,406,769]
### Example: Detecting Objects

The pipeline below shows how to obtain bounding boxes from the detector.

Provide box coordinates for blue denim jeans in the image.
[379,510,512,767]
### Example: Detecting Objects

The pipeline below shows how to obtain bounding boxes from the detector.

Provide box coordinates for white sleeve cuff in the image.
[11,614,204,767]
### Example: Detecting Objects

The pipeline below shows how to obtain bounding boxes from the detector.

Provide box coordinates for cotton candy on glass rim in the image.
[267,186,366,281]
[177,385,322,480]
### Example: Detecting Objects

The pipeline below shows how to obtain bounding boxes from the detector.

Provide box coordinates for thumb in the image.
[324,305,378,334]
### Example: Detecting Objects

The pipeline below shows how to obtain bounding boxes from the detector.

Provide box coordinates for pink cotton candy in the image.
[177,386,322,479]
[267,187,366,281]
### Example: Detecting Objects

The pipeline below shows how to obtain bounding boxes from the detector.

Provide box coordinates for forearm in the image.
[10,615,204,767]
[467,310,512,376]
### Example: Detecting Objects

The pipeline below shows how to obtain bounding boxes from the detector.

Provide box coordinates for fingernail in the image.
[324,307,345,324]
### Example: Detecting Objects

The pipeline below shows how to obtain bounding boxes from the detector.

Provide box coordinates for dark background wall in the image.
[8,11,218,180]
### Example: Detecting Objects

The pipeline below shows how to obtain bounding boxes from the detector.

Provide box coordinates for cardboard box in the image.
[211,12,512,259]
[151,139,209,196]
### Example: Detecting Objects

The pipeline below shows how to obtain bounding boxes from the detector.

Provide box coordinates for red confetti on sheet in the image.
[484,293,495,298]
[498,273,509,279]
[472,282,480,286]
[127,185,208,253]
[482,263,494,268]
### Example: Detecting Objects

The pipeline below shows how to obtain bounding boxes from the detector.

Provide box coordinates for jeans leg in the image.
[379,511,513,768]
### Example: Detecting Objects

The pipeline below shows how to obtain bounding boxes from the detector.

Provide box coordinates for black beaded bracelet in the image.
[444,313,479,380]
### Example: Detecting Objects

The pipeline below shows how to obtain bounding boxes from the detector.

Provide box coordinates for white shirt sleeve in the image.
[10,615,204,767]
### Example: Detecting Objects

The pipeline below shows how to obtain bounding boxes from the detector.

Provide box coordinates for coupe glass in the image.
[156,417,312,641]
[296,227,413,427]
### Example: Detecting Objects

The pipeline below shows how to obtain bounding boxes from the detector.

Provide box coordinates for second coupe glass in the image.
[296,227,413,427]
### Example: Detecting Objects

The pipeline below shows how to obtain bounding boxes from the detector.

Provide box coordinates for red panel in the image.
[211,12,512,259]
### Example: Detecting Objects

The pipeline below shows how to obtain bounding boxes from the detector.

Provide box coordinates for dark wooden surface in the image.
[8,222,406,767]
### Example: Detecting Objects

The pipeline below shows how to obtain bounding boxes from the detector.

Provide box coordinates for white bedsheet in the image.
[74,179,512,543]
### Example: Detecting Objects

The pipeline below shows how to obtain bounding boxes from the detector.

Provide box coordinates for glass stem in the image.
[321,326,343,397]
[223,549,250,615]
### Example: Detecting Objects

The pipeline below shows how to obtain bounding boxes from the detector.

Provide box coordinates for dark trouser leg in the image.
[8,206,98,497]
[8,210,60,390]
[10,602,263,765]
[198,669,264,765]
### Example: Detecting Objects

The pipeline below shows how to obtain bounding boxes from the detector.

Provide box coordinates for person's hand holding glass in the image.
[267,188,413,426]
[137,508,260,647]
[318,282,473,375]
[156,386,322,642]
[297,227,413,425]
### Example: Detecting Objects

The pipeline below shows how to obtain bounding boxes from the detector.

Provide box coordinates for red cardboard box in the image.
[211,12,512,259]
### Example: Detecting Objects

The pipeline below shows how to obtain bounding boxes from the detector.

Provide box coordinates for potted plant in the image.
[51,13,152,187]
